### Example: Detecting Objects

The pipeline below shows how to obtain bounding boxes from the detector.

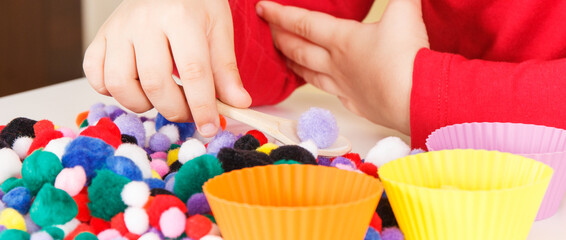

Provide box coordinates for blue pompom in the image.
[297,107,339,148]
[364,227,381,240]
[114,114,146,147]
[61,136,114,180]
[155,113,196,140]
[105,156,143,181]
[2,187,32,215]
[164,175,176,192]
[143,178,166,190]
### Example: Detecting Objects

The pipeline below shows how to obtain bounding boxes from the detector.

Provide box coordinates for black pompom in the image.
[233,134,260,151]
[150,188,175,196]
[377,197,398,228]
[0,117,37,147]
[269,145,317,165]
[218,148,273,172]
[121,134,138,145]
[169,160,183,173]
[0,138,9,149]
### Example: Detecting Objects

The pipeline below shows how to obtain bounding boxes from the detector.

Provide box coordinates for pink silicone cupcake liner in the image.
[426,122,566,220]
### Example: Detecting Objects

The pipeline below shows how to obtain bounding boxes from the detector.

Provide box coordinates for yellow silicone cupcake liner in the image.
[203,164,383,240]
[380,149,553,240]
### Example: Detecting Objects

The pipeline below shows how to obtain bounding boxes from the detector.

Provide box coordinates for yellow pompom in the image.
[0,208,26,231]
[151,170,162,180]
[167,148,180,166]
[256,143,279,155]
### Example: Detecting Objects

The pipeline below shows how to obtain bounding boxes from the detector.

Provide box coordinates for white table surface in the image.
[0,78,564,239]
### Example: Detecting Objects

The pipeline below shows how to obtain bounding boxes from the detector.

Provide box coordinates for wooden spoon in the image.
[216,100,352,156]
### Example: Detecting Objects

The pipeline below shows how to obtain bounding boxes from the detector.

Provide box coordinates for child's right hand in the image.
[83,0,251,137]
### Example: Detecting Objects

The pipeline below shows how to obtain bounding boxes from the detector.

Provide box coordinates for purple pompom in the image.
[297,107,339,148]
[207,131,237,154]
[104,105,127,120]
[148,227,166,239]
[114,114,146,147]
[0,224,6,233]
[0,190,4,199]
[87,104,108,125]
[165,175,176,192]
[381,227,404,240]
[149,133,171,152]
[330,156,355,169]
[317,157,332,166]
[410,148,425,155]
[186,193,211,215]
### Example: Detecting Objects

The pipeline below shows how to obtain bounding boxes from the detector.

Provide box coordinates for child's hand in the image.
[256,0,429,135]
[83,0,251,137]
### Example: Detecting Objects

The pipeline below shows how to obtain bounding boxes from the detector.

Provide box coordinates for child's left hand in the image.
[256,0,429,135]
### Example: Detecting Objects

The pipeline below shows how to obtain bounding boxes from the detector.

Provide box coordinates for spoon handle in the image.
[216,100,297,145]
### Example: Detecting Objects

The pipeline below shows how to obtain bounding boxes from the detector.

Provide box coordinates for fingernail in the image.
[199,123,218,136]
[256,4,264,16]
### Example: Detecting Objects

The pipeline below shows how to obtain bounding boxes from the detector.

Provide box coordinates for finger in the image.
[134,31,193,122]
[256,1,348,47]
[166,21,219,137]
[208,7,252,108]
[103,38,153,113]
[84,36,110,96]
[337,95,363,117]
[286,60,341,96]
[271,25,332,74]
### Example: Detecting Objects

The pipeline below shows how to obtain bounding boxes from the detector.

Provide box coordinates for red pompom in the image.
[185,214,212,239]
[90,217,111,235]
[246,130,268,145]
[34,120,55,135]
[80,117,122,148]
[111,212,129,235]
[64,223,93,240]
[73,192,92,222]
[123,232,141,240]
[0,125,5,132]
[147,195,187,229]
[28,130,63,155]
[219,115,227,130]
[359,162,379,178]
[369,211,382,233]
[342,152,362,166]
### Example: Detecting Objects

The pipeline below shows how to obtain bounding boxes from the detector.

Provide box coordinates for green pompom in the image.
[75,232,98,240]
[1,177,24,193]
[80,119,89,129]
[88,170,130,221]
[43,226,65,240]
[30,183,78,227]
[0,229,30,240]
[169,143,181,150]
[174,154,223,202]
[22,150,63,195]
[273,160,302,165]
[203,213,216,224]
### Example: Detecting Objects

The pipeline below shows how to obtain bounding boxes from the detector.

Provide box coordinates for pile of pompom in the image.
[0,104,412,240]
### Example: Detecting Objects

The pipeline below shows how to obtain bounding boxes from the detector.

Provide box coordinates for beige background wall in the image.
[81,0,387,50]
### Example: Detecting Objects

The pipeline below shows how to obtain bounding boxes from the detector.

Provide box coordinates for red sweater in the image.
[230,0,566,150]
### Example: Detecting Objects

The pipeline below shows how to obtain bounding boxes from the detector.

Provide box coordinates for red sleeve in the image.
[411,48,566,150]
[229,0,373,106]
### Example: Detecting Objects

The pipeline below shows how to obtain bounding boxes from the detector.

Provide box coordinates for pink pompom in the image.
[150,159,169,178]
[57,127,77,139]
[97,229,122,240]
[54,166,87,197]
[150,152,167,161]
[159,207,187,238]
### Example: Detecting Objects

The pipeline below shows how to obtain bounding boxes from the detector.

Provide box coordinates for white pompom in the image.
[299,140,318,158]
[121,181,150,208]
[365,136,411,167]
[115,143,152,179]
[55,218,80,237]
[44,137,72,160]
[192,131,213,145]
[0,148,23,183]
[178,138,206,164]
[138,232,161,240]
[159,207,186,238]
[124,207,149,235]
[158,124,180,144]
[143,121,156,147]
[12,136,33,159]
[30,231,54,240]
[201,236,224,240]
